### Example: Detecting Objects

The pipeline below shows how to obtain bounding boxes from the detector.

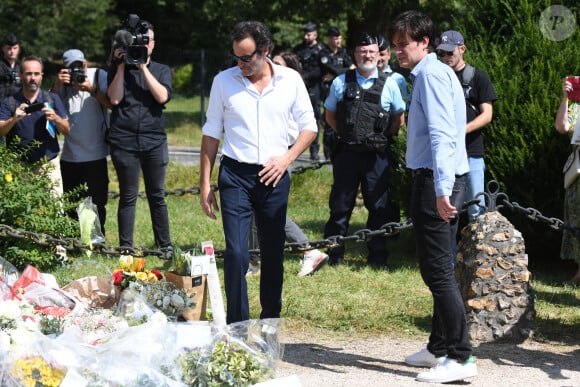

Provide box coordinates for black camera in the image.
[1,69,20,84]
[68,66,87,84]
[113,14,150,65]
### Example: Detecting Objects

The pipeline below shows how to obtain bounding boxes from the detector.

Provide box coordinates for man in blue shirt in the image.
[323,33,405,269]
[389,11,477,384]
[0,56,69,195]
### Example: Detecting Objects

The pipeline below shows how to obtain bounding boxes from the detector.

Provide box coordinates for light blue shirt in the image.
[407,53,469,197]
[324,68,405,114]
[384,65,410,108]
[203,60,317,165]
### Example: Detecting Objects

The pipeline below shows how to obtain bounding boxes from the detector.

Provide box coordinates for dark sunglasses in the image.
[437,50,454,57]
[231,49,258,63]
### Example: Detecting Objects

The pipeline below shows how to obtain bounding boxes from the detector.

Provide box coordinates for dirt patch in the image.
[274,333,580,386]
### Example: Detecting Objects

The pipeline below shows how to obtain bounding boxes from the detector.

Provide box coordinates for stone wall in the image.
[455,211,535,342]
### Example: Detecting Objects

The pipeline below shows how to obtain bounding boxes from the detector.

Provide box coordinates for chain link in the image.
[2,180,579,259]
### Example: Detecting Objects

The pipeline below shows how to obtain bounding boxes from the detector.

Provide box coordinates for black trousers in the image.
[60,158,109,234]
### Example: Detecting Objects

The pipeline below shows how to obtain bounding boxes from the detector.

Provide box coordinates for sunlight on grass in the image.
[48,97,580,343]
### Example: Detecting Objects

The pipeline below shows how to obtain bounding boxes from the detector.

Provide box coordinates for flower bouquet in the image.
[5,355,66,387]
[126,280,196,319]
[112,255,163,290]
[178,319,283,386]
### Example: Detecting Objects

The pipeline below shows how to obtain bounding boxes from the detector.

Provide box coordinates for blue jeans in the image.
[219,156,290,324]
[410,172,472,362]
[110,143,171,248]
[466,156,485,222]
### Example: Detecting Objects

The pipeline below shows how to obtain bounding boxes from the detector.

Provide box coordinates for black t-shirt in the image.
[456,66,497,157]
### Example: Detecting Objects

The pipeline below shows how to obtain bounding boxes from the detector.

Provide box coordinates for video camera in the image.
[113,14,150,65]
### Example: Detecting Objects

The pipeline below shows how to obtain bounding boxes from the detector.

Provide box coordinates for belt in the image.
[412,168,468,179]
[221,155,264,171]
[412,168,433,178]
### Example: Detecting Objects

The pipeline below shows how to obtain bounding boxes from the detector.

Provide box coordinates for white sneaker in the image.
[298,249,329,277]
[405,346,443,367]
[246,259,261,277]
[416,356,478,383]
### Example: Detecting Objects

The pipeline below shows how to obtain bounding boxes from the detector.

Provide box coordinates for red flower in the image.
[151,269,163,280]
[112,270,123,286]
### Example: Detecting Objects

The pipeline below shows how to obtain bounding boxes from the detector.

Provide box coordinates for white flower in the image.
[0,299,22,320]
[0,330,11,353]
[150,312,167,324]
[170,294,185,308]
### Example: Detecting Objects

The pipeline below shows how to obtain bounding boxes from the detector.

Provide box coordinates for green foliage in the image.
[0,0,115,63]
[172,64,195,96]
[0,142,79,271]
[452,0,580,258]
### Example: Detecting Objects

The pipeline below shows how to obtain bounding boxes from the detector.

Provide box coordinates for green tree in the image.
[0,0,115,63]
[452,0,580,261]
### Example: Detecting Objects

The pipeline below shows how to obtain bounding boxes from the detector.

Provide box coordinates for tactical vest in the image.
[335,69,392,152]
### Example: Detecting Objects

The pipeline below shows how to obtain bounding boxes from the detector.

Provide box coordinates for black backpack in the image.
[461,64,480,115]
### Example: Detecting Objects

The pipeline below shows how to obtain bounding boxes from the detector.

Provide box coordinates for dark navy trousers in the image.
[218,156,290,324]
[324,146,391,264]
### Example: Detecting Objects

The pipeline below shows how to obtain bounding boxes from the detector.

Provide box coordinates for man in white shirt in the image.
[200,21,317,324]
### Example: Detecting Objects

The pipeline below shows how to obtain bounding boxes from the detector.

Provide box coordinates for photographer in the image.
[52,49,110,234]
[0,55,69,196]
[107,19,173,256]
[0,33,21,101]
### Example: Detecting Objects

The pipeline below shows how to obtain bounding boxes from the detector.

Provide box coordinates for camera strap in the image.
[92,68,110,131]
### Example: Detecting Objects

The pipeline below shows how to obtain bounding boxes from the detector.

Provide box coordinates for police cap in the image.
[356,32,378,47]
[303,21,317,33]
[327,26,341,37]
[2,33,18,46]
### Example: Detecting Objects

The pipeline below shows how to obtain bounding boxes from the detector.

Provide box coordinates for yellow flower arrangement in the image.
[9,356,65,387]
[112,256,163,290]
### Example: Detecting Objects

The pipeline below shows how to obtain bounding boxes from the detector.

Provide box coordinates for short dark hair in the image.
[388,10,436,52]
[20,55,44,73]
[231,21,273,54]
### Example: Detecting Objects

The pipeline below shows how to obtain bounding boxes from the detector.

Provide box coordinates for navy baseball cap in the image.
[437,30,465,51]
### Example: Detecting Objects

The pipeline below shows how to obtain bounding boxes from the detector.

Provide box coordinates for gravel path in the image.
[273,334,580,386]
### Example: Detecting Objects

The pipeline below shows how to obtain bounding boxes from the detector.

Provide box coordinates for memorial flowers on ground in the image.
[0,255,284,386]
[111,255,163,290]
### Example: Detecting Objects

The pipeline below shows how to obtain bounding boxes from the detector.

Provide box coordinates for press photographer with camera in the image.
[107,16,173,257]
[0,55,70,196]
[51,49,111,234]
[0,33,21,101]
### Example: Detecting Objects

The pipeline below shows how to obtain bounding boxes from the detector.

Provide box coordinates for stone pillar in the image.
[456,212,535,342]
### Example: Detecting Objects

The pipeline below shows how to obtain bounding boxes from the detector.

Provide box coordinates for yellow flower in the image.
[135,272,148,281]
[147,272,159,281]
[16,217,23,226]
[4,173,12,182]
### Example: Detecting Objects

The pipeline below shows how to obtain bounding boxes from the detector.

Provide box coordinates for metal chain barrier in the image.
[2,179,578,259]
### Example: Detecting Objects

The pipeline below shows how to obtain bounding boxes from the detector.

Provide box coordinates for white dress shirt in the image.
[203,60,317,165]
